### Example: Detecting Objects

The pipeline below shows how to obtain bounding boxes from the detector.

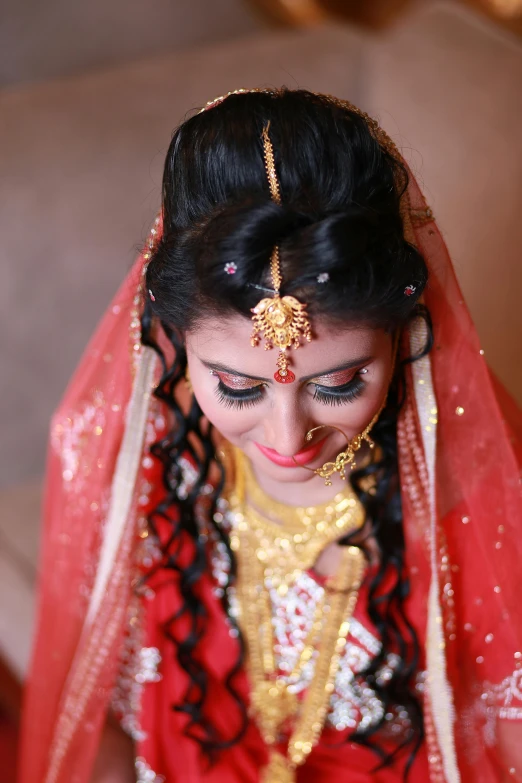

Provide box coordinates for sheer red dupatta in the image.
[398,177,522,782]
[18,220,162,783]
[18,102,522,783]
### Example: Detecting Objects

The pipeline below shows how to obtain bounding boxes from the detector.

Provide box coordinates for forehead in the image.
[186,315,389,376]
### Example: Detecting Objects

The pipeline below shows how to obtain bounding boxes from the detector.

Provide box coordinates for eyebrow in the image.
[200,356,373,383]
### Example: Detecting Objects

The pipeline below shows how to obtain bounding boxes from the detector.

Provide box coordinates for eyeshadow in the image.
[216,372,262,391]
[312,368,358,387]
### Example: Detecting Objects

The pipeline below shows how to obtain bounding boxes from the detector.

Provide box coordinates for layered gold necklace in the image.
[225,446,367,782]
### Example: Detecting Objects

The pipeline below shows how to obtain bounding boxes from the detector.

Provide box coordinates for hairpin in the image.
[404,285,416,297]
[317,273,329,284]
[148,289,156,302]
[249,283,276,294]
[224,262,237,275]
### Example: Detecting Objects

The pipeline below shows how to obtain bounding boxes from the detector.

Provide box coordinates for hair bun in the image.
[197,199,312,280]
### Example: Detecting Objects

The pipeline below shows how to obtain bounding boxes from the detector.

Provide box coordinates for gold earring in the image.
[185,366,193,393]
[291,409,381,486]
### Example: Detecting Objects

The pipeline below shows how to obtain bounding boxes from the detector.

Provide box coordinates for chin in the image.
[262,465,317,484]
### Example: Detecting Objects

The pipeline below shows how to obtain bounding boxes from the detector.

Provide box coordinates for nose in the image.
[263,395,310,457]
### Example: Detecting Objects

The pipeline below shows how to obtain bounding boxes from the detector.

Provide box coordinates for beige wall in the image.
[0,0,261,87]
[365,3,522,406]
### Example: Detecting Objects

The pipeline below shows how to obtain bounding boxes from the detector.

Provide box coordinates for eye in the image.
[311,374,366,406]
[213,372,265,410]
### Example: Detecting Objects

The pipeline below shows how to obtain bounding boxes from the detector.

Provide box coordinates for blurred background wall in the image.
[0,0,521,771]
[0,0,262,86]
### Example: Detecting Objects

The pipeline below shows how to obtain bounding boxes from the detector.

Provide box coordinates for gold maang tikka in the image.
[250,123,312,383]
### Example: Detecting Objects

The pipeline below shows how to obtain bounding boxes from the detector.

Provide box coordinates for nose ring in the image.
[291,414,380,486]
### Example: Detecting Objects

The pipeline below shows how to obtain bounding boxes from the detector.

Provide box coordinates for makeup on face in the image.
[185,318,394,492]
[254,436,328,468]
[205,360,372,411]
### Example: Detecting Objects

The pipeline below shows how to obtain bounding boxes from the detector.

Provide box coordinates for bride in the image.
[18,88,522,783]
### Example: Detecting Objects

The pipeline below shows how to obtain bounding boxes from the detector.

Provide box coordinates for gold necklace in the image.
[226,447,366,782]
[236,448,365,596]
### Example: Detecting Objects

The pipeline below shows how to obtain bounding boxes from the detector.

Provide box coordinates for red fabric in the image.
[17,256,146,783]
[136,526,431,781]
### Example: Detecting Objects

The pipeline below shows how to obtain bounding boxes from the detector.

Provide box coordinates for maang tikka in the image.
[250,123,312,383]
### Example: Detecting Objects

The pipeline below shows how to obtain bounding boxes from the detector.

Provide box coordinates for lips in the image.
[254,436,328,468]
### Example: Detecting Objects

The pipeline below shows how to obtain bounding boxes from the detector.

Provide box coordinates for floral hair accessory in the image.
[404,285,417,297]
[317,272,329,284]
[224,262,237,275]
[148,289,156,302]
[250,123,312,384]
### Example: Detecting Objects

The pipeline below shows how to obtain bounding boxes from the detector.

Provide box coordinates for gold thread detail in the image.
[262,122,282,207]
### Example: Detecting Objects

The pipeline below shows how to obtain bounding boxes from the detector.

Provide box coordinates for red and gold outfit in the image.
[18,96,522,783]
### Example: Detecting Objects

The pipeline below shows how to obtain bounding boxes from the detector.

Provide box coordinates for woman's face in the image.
[185,315,394,491]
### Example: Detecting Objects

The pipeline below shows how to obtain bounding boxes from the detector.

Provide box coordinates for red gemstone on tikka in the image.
[274,369,296,384]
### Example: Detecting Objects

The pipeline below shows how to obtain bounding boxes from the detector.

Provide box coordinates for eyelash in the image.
[312,376,365,406]
[213,374,366,409]
[214,380,264,410]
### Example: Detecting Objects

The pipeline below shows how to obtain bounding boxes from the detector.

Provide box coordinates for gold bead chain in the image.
[235,448,365,595]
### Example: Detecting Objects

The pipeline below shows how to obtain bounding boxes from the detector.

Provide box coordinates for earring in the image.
[185,366,193,393]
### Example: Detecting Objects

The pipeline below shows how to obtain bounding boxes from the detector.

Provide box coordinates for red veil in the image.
[18,94,522,783]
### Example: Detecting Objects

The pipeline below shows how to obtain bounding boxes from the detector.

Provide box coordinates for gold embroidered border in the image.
[46,345,157,782]
[409,316,460,783]
[86,346,157,624]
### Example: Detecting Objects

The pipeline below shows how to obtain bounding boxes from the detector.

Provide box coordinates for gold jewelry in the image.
[292,411,381,486]
[199,92,420,384]
[297,332,399,485]
[250,123,312,384]
[227,446,366,782]
[238,447,365,593]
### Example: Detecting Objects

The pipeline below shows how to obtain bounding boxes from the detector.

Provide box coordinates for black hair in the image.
[141,88,429,776]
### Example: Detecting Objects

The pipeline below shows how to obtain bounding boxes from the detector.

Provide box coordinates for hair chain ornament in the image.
[249,124,313,384]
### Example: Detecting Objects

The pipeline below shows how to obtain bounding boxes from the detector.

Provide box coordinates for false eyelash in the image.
[214,379,264,410]
[213,374,367,410]
[312,376,366,406]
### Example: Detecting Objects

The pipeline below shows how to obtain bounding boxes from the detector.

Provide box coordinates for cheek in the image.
[317,374,390,438]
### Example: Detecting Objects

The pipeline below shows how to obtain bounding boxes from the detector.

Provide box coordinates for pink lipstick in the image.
[254,436,327,468]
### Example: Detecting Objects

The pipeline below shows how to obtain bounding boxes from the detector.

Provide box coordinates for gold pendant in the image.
[251,294,312,352]
[261,751,295,783]
[249,125,314,382]
[251,680,299,741]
